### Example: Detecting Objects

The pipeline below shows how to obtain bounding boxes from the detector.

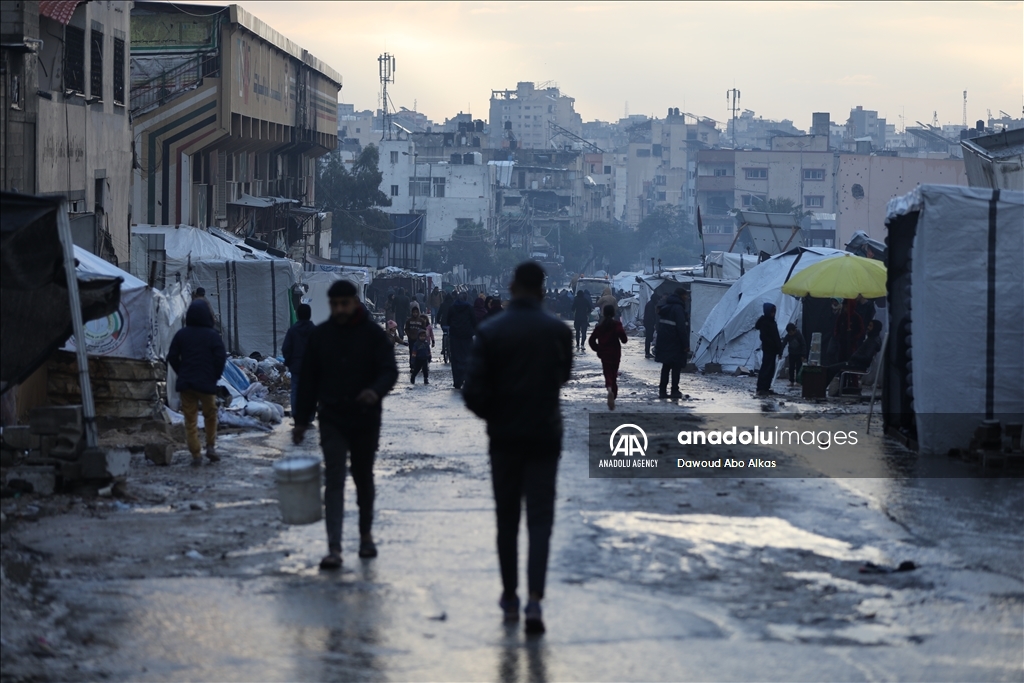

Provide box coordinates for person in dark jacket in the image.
[436,292,453,330]
[410,329,432,384]
[784,322,806,387]
[167,300,228,466]
[571,289,593,351]
[445,292,477,389]
[293,280,399,569]
[755,302,783,396]
[848,319,882,371]
[429,287,443,326]
[393,288,411,340]
[463,262,573,635]
[473,293,488,322]
[643,293,661,358]
[833,298,865,363]
[655,289,689,398]
[486,297,503,318]
[589,304,628,410]
[283,304,316,412]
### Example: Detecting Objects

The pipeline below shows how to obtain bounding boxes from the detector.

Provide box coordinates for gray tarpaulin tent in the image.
[883,184,1023,454]
[190,259,298,358]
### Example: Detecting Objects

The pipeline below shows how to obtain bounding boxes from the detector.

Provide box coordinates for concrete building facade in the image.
[2,0,134,265]
[488,81,582,150]
[130,2,339,254]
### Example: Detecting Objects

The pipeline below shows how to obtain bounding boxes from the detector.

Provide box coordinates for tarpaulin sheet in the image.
[893,185,1024,454]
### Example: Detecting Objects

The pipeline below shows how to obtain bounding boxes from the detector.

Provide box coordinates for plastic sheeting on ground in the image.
[887,184,1024,454]
[691,247,848,373]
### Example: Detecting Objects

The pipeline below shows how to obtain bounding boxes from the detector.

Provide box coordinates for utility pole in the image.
[378,53,395,141]
[962,90,968,129]
[726,88,741,147]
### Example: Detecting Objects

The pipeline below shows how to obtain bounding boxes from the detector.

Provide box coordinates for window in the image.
[390,151,399,163]
[590,164,596,173]
[432,177,446,198]
[636,148,651,158]
[355,127,361,133]
[390,185,399,196]
[744,168,767,179]
[713,168,728,177]
[409,177,430,196]
[604,165,612,174]
[225,153,234,181]
[112,37,125,105]
[804,195,824,208]
[803,169,825,181]
[654,175,667,186]
[64,26,86,94]
[741,193,765,207]
[90,29,103,100]
[656,191,667,201]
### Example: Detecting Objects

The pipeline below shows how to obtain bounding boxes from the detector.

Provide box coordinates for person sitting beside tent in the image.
[826,319,882,386]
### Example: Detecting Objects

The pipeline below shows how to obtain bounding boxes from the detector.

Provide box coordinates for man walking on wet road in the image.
[463,262,574,635]
[445,291,476,389]
[293,280,398,569]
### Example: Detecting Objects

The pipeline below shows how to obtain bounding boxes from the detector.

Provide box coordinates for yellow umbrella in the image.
[781,253,887,299]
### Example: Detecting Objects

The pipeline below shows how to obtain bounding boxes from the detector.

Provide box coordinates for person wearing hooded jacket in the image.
[654,289,689,398]
[643,293,661,359]
[167,300,228,466]
[596,287,618,322]
[283,303,316,413]
[755,302,783,396]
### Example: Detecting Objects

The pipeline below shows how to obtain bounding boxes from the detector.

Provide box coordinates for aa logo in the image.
[609,424,648,457]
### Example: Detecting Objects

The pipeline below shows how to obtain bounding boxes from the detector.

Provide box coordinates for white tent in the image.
[300,268,373,325]
[691,247,847,372]
[64,246,186,361]
[705,251,761,279]
[689,279,733,351]
[886,184,1023,455]
[132,225,252,284]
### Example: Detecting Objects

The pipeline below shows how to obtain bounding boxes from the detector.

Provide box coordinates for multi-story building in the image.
[130,2,339,255]
[694,137,834,251]
[1,0,134,265]
[620,109,720,227]
[488,81,582,150]
[337,102,376,151]
[845,106,886,151]
[377,138,497,245]
[833,154,967,246]
[727,109,803,150]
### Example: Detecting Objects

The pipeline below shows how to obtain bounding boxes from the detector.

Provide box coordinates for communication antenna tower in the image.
[379,53,396,141]
[962,90,967,129]
[932,110,939,128]
[726,88,741,146]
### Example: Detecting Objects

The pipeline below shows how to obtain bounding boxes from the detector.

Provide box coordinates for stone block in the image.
[29,405,83,435]
[144,443,175,466]
[704,363,722,374]
[80,448,131,479]
[683,363,699,373]
[2,426,36,450]
[6,466,56,496]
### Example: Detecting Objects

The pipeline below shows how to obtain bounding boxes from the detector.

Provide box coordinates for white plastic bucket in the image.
[273,455,322,525]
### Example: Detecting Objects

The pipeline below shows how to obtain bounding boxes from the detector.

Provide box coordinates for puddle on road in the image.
[589,511,886,564]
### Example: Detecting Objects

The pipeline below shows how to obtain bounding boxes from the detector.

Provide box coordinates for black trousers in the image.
[574,322,589,348]
[659,362,681,395]
[449,336,472,388]
[788,355,803,383]
[489,442,560,601]
[320,421,377,551]
[757,354,778,393]
[411,357,430,382]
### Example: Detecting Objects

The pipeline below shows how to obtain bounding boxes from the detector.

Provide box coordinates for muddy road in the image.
[2,345,1022,682]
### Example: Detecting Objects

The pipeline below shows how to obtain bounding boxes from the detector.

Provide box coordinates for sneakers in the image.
[499,594,520,622]
[607,387,615,411]
[205,445,220,462]
[524,600,545,635]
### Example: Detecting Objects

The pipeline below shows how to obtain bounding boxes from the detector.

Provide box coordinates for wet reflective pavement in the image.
[4,342,1022,681]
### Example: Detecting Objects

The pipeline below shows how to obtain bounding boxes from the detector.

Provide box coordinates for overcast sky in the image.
[209,1,1022,130]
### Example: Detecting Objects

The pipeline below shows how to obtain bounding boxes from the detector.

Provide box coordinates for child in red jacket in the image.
[588,305,628,410]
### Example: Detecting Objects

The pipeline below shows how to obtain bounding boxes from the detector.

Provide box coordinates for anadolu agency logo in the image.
[597,424,658,469]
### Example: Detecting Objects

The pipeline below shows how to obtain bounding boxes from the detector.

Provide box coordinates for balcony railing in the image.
[130,51,220,116]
